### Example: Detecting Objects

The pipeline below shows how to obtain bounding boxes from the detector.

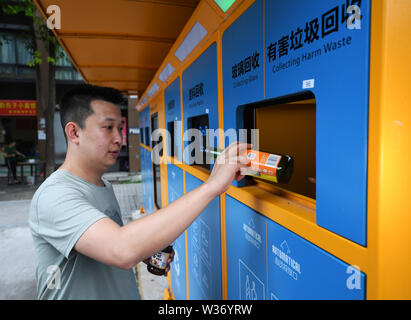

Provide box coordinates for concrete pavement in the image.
[0,173,168,300]
[0,200,37,300]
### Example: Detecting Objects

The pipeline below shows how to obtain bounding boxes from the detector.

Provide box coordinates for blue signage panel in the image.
[164,78,183,162]
[185,173,222,299]
[222,0,264,187]
[167,163,187,300]
[265,0,370,245]
[225,196,267,300]
[267,219,366,300]
[182,43,219,168]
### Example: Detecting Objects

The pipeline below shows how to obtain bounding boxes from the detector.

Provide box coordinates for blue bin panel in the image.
[185,173,222,299]
[265,0,371,245]
[182,43,219,168]
[226,196,267,300]
[222,0,264,187]
[267,219,366,300]
[167,163,187,299]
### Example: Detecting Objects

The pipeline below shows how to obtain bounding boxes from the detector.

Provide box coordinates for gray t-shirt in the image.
[29,170,141,300]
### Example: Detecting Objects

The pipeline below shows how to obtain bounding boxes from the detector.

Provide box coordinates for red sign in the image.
[0,100,37,116]
[122,116,127,146]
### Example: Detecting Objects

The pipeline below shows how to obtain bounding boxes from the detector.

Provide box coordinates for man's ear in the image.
[65,122,80,145]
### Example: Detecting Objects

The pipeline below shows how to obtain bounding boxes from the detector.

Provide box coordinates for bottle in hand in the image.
[205,148,294,184]
[147,245,173,276]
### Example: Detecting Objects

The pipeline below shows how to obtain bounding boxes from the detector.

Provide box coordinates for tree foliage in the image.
[0,0,64,176]
[0,0,66,66]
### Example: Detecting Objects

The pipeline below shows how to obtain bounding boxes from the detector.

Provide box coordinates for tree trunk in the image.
[33,10,49,177]
[33,9,57,178]
[45,42,56,177]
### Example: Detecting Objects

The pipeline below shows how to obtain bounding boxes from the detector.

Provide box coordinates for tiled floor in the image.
[112,183,143,219]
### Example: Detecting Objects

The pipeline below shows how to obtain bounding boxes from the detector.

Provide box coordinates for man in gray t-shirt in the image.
[29,170,140,299]
[29,84,249,300]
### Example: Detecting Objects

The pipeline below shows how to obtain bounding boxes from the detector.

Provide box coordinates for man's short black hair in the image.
[60,84,127,134]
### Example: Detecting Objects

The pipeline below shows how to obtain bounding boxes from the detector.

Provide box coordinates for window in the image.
[0,32,16,64]
[16,37,32,65]
[0,29,83,81]
[0,32,17,77]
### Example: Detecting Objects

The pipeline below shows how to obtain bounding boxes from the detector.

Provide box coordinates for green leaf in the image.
[47,57,56,65]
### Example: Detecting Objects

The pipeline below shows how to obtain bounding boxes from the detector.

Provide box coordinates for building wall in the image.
[127,98,140,172]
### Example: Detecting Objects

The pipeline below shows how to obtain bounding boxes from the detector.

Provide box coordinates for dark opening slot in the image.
[144,127,150,146]
[241,92,316,199]
[187,114,210,171]
[167,121,175,158]
[140,129,144,144]
[151,113,162,208]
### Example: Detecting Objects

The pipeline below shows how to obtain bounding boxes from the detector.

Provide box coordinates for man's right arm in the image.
[74,142,250,270]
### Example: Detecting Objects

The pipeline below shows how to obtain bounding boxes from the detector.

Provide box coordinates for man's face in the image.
[78,100,123,170]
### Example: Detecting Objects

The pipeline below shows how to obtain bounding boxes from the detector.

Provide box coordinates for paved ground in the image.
[0,173,168,300]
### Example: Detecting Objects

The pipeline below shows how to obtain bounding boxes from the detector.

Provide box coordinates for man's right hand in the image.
[204,142,251,197]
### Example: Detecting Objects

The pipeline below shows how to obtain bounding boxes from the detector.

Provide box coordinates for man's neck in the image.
[60,157,105,187]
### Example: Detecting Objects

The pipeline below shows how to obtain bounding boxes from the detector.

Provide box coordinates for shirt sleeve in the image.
[35,185,108,259]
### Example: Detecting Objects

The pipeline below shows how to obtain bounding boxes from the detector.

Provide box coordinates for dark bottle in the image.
[147,245,173,276]
[272,153,294,184]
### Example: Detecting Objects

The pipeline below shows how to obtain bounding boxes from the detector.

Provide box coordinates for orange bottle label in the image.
[246,150,282,182]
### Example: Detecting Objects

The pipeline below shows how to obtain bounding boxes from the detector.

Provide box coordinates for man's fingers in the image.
[225,143,252,161]
[235,170,247,181]
[238,155,249,165]
[217,142,253,164]
[225,154,251,166]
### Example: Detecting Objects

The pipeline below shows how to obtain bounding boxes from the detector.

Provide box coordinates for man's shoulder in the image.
[32,170,86,204]
[35,170,74,189]
[29,171,85,234]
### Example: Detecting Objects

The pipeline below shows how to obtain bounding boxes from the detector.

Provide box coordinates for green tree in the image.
[0,0,66,177]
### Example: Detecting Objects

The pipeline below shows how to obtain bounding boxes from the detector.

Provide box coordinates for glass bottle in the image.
[146,245,174,276]
[205,147,294,184]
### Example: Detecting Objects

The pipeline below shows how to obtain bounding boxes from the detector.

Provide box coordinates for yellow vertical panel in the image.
[373,0,411,299]
[367,0,384,300]
[220,193,228,300]
[183,171,190,300]
[180,73,185,165]
[216,29,228,300]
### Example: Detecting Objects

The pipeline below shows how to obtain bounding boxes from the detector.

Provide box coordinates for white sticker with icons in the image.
[302,79,315,89]
[247,152,256,160]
